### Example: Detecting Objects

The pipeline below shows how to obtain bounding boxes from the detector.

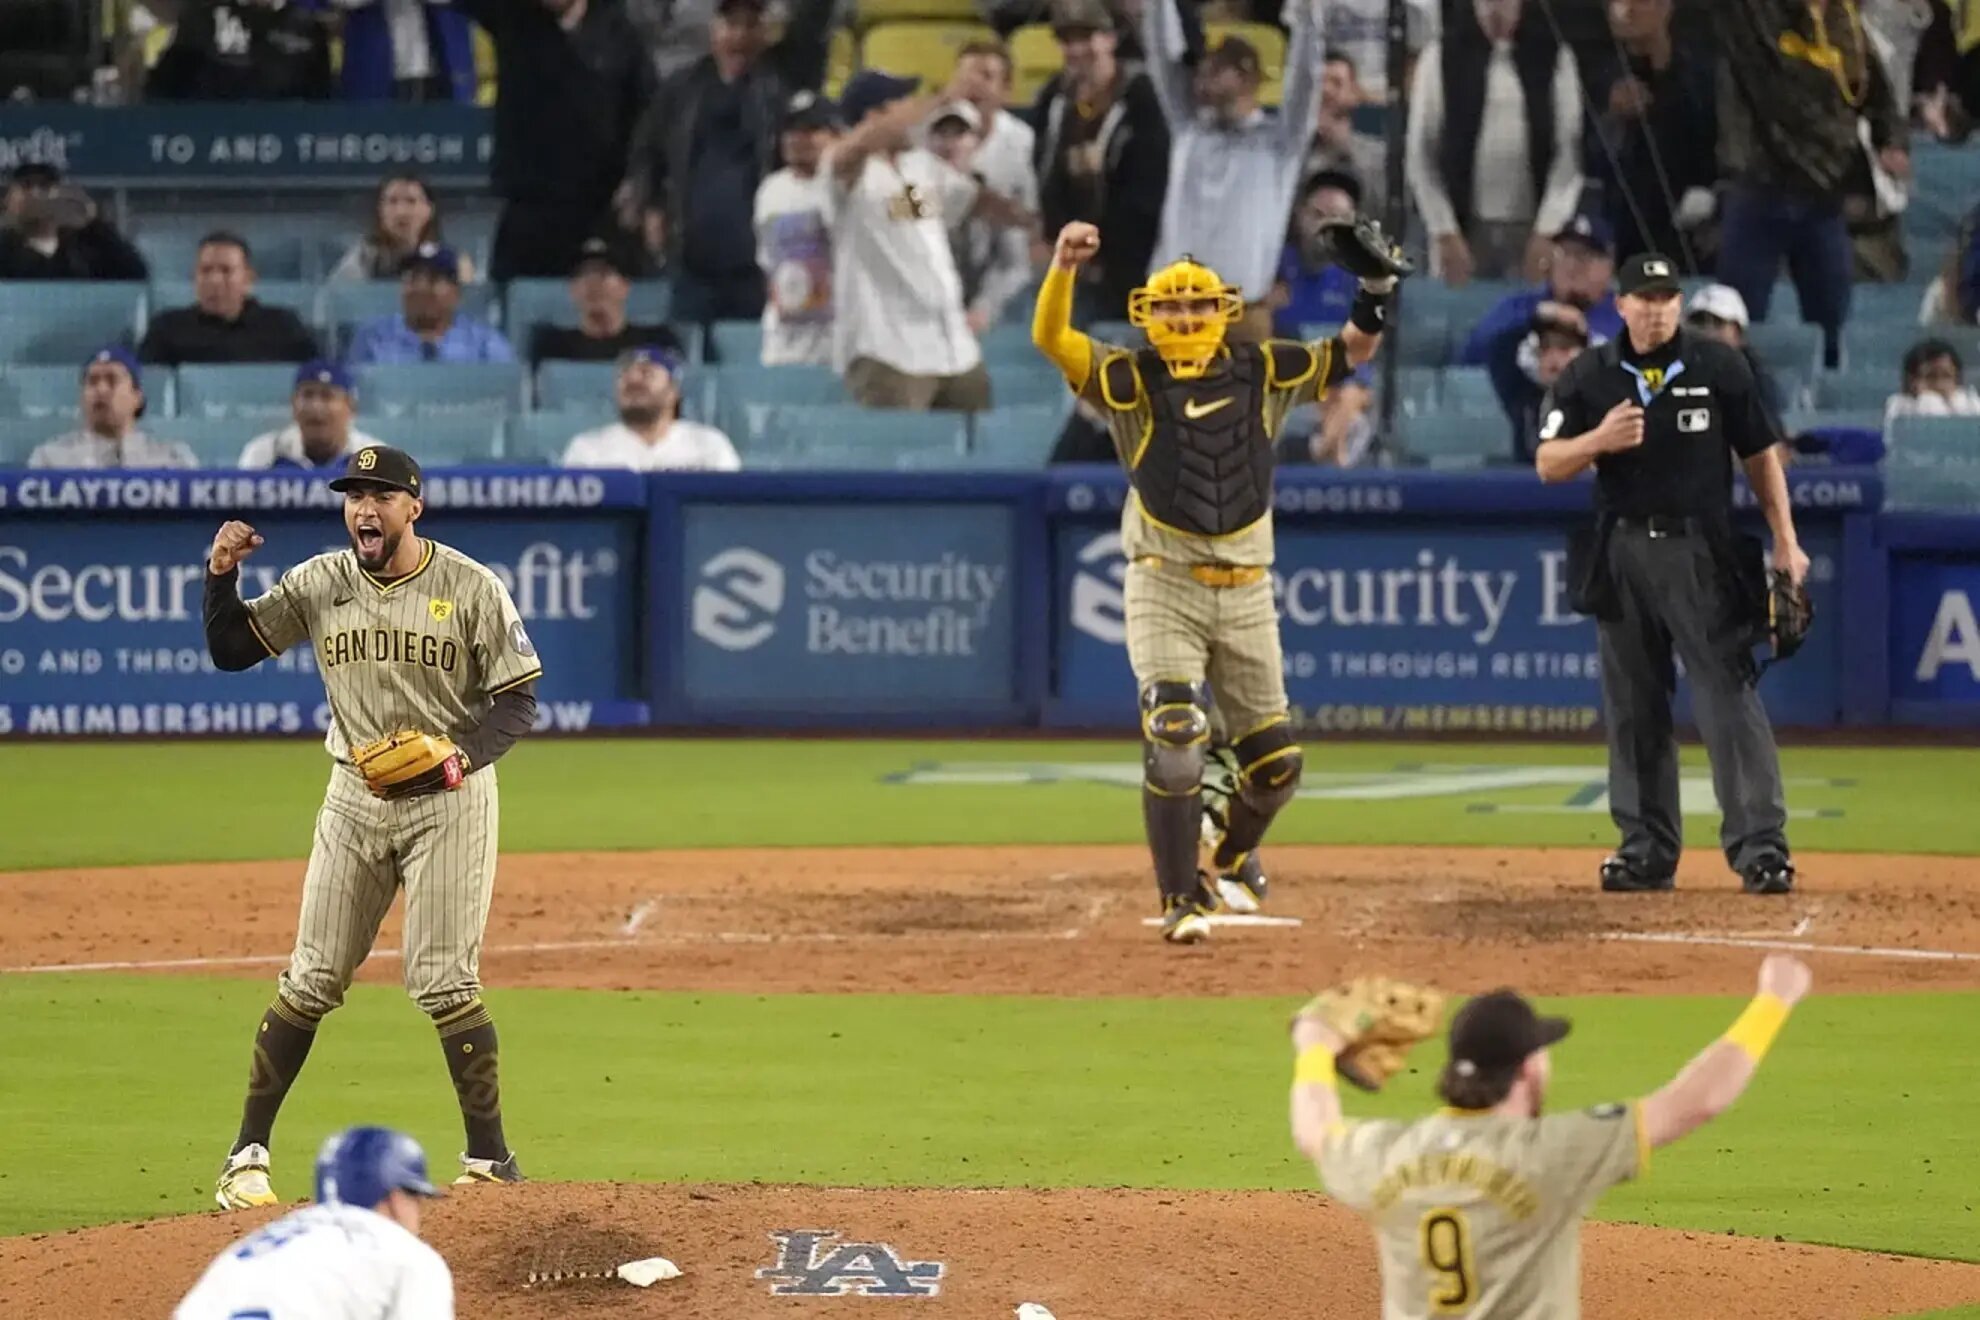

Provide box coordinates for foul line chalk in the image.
[1601,931,1980,962]
[1136,914,1304,929]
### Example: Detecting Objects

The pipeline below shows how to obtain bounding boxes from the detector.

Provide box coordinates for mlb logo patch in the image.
[1678,408,1711,433]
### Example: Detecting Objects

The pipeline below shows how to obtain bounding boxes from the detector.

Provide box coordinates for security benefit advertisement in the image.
[1890,554,1980,711]
[679,503,1020,717]
[0,504,643,736]
[1054,523,1844,731]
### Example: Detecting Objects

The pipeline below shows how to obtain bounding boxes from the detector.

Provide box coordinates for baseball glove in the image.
[1315,216,1415,282]
[1294,977,1446,1092]
[351,730,467,799]
[1768,569,1813,661]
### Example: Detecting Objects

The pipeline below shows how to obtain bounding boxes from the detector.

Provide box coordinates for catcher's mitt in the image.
[1315,216,1415,283]
[1295,977,1445,1092]
[1767,569,1813,661]
[351,730,467,799]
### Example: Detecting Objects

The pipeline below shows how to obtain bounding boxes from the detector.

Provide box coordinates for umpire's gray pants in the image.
[1598,525,1789,876]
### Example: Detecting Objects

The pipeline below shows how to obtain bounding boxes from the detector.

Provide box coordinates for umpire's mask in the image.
[1129,257,1243,380]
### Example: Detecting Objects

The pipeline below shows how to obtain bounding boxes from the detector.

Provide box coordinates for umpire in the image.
[1535,253,1810,896]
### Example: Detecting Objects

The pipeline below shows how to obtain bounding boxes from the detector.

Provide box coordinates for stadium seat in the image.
[1002,276,1043,323]
[1886,414,1980,511]
[1439,366,1500,416]
[971,402,1068,468]
[1394,312,1451,368]
[1008,24,1060,102]
[979,323,1040,364]
[132,223,311,282]
[323,280,501,340]
[1205,21,1285,105]
[0,416,63,465]
[857,0,977,24]
[504,411,613,464]
[1392,366,1441,413]
[146,279,318,329]
[175,364,305,421]
[1403,280,1521,334]
[504,278,671,336]
[1747,321,1824,373]
[744,403,969,465]
[355,363,528,418]
[150,416,260,467]
[860,22,996,90]
[362,413,504,465]
[1813,370,1895,411]
[1396,410,1517,468]
[535,360,618,413]
[1848,283,1932,326]
[0,282,146,362]
[987,365,1068,407]
[709,320,765,366]
[1842,319,1933,370]
[0,365,86,419]
[709,363,848,438]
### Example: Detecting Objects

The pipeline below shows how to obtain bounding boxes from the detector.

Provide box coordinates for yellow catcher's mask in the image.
[1128,257,1243,380]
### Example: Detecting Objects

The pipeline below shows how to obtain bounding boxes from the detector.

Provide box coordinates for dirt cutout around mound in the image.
[4,1182,1977,1319]
[5,845,1979,996]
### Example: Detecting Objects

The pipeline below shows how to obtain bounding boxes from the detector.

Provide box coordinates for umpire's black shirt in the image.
[1539,327,1779,517]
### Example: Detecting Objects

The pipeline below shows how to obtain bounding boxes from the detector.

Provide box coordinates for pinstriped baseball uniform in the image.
[1084,337,1345,733]
[1318,1104,1649,1319]
[244,540,541,1016]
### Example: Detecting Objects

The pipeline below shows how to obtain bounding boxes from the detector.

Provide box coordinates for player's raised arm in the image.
[1639,955,1812,1149]
[1287,979,1444,1163]
[1033,222,1099,393]
[1320,216,1412,368]
[203,521,280,671]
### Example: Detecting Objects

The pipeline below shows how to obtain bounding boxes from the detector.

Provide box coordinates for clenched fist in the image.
[1053,221,1100,270]
[1593,400,1645,454]
[209,521,264,576]
[1757,954,1812,1006]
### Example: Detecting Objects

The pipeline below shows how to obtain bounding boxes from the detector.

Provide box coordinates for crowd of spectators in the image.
[5,0,1980,476]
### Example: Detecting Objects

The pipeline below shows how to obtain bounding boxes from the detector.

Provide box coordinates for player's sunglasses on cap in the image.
[1446,990,1571,1075]
[1618,252,1682,298]
[328,445,423,495]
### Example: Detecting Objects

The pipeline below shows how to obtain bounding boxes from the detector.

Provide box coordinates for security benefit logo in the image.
[692,545,1006,658]
[756,1230,944,1297]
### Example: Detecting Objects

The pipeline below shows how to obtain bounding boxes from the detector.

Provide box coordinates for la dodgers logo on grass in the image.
[756,1229,944,1297]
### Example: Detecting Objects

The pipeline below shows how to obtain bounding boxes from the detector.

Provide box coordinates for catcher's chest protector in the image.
[1112,346,1275,537]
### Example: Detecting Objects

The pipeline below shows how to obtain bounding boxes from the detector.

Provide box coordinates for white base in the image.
[1139,914,1303,929]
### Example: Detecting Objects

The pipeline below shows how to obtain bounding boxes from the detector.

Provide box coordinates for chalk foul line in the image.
[1600,931,1980,962]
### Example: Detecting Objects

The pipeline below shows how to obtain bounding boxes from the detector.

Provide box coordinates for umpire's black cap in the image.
[1446,990,1571,1075]
[1618,252,1683,298]
[329,445,423,497]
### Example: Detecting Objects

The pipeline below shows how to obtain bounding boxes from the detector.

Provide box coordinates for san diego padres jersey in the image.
[174,1202,454,1320]
[244,539,542,761]
[1082,337,1350,569]
[1319,1104,1648,1319]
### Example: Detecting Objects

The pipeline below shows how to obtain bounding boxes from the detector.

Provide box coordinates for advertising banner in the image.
[1052,522,1844,732]
[1889,555,1980,707]
[0,472,645,735]
[678,503,1021,716]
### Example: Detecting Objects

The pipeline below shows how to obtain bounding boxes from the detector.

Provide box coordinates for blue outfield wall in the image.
[0,464,1973,736]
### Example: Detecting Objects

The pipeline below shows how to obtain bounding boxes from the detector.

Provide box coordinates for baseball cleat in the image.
[1213,852,1269,914]
[1599,856,1674,893]
[1159,882,1215,944]
[216,1143,278,1210]
[1741,858,1796,896]
[456,1152,526,1185]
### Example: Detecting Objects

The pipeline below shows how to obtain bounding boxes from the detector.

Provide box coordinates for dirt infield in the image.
[6,844,1979,995]
[5,844,1980,1317]
[5,1182,1979,1319]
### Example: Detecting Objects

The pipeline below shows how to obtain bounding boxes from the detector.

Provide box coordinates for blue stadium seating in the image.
[1394,312,1450,368]
[0,417,59,465]
[151,416,259,466]
[1814,370,1896,411]
[979,324,1038,364]
[1848,283,1932,326]
[971,403,1068,468]
[1393,366,1441,413]
[708,320,764,365]
[987,365,1066,407]
[0,365,86,419]
[1747,321,1824,373]
[1396,410,1517,468]
[1406,280,1522,333]
[535,360,619,413]
[708,363,847,438]
[1438,366,1500,416]
[361,414,504,465]
[147,280,319,327]
[1886,414,1980,511]
[175,364,308,421]
[504,412,613,464]
[503,278,671,337]
[742,404,967,463]
[356,363,527,417]
[0,282,146,363]
[133,222,316,282]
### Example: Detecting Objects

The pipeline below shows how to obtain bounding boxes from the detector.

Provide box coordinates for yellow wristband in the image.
[1724,992,1791,1061]
[1294,1044,1338,1087]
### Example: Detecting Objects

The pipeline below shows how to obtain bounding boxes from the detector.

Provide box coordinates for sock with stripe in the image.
[234,997,320,1153]
[432,999,509,1161]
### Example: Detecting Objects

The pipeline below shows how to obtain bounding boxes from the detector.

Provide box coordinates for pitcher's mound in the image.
[6,1182,1979,1319]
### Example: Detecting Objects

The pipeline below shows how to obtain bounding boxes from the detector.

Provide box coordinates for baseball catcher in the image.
[1290,956,1812,1317]
[1033,215,1409,943]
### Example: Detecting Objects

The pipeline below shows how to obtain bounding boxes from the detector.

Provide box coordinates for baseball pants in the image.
[1124,563,1288,734]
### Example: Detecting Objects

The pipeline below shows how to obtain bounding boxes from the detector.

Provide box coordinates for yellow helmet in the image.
[1129,256,1243,380]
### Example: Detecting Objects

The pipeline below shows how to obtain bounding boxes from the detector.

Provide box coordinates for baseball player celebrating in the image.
[1288,956,1813,1318]
[202,445,541,1208]
[176,1126,452,1319]
[1032,216,1410,942]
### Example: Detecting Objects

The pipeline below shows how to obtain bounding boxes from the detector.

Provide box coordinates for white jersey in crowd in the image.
[755,167,836,367]
[238,424,385,470]
[825,147,983,378]
[27,427,197,469]
[561,418,742,471]
[175,1202,454,1320]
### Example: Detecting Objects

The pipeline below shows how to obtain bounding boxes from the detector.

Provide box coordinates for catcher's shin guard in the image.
[1141,681,1209,901]
[1211,719,1303,871]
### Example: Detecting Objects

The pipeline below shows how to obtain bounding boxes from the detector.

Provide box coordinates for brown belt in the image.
[1134,555,1268,588]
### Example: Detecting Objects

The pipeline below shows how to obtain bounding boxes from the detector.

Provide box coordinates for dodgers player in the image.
[176,1127,452,1320]
[202,445,541,1207]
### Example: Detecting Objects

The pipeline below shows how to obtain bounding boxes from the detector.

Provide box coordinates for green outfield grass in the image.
[1,976,1976,1266]
[3,739,1979,870]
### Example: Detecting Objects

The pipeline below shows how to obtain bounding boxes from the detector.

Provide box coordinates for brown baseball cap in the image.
[1446,990,1571,1075]
[1051,0,1114,35]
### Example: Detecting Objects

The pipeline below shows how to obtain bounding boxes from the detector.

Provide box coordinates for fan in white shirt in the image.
[238,359,384,470]
[561,346,741,470]
[756,90,841,367]
[1886,338,1980,433]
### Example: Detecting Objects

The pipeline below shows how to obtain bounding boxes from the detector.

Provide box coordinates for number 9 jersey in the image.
[175,1202,454,1320]
[1317,1104,1649,1319]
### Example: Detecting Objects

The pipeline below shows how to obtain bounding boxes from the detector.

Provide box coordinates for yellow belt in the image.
[1134,556,1268,588]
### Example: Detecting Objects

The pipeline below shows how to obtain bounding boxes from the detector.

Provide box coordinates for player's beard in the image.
[620,404,663,428]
